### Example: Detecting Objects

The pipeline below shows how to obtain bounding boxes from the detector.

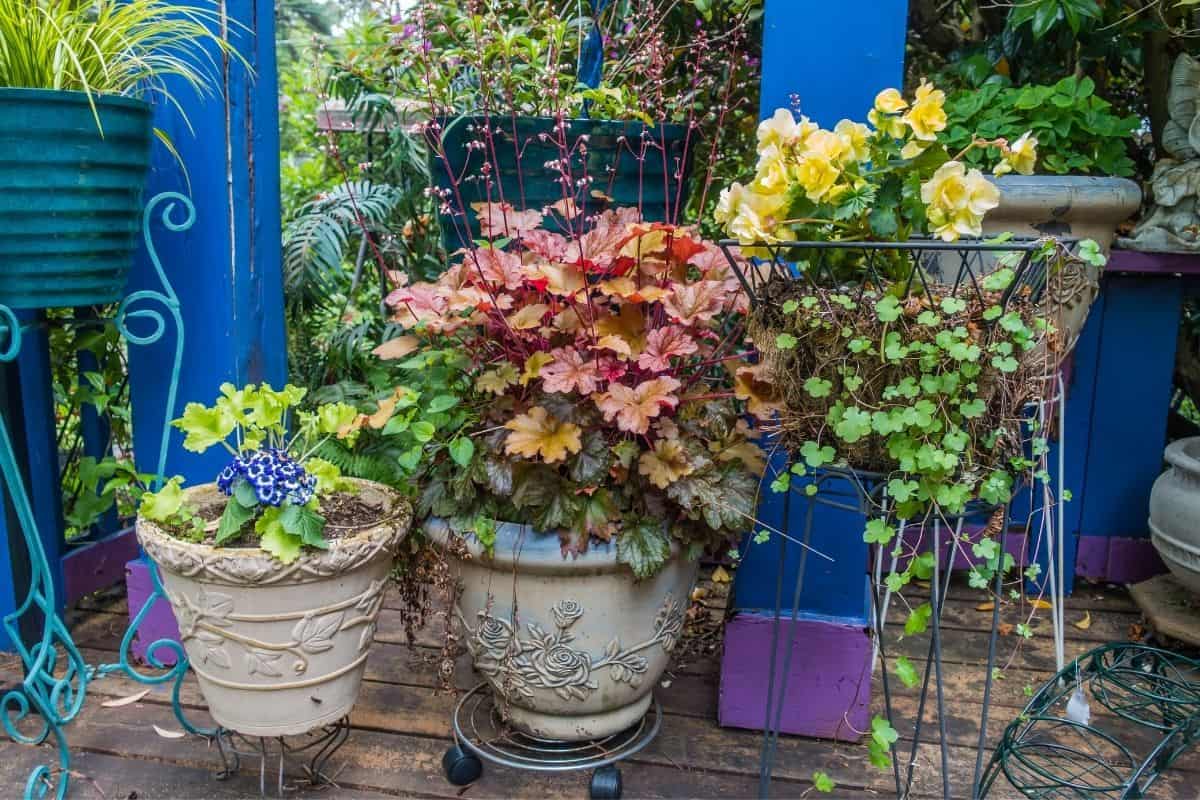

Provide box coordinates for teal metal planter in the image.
[0,89,153,310]
[428,115,693,252]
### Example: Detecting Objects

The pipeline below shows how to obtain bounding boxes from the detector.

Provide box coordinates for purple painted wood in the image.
[718,612,870,742]
[1107,249,1200,275]
[125,558,180,666]
[1075,536,1166,584]
[62,527,139,603]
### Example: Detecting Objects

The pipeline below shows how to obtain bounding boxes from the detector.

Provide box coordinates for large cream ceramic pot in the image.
[426,518,698,741]
[1149,437,1200,594]
[137,480,410,737]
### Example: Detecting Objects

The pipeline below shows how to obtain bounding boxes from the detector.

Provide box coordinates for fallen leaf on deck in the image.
[998,623,1014,636]
[711,566,731,584]
[101,689,150,708]
[152,724,186,739]
[1073,611,1092,631]
[1028,598,1053,610]
[691,587,708,601]
[975,601,995,612]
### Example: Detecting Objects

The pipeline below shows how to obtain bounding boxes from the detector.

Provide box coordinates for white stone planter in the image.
[137,479,411,737]
[426,518,698,741]
[983,175,1142,348]
[1149,437,1200,594]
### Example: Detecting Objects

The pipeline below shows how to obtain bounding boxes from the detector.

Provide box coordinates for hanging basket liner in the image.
[0,89,153,310]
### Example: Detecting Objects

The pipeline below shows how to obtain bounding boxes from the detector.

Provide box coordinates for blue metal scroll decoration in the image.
[0,192,209,800]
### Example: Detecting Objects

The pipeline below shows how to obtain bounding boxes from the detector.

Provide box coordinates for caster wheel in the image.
[589,765,622,799]
[442,743,483,786]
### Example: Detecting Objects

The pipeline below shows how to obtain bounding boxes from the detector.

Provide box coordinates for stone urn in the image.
[1149,437,1200,594]
[426,518,698,741]
[137,480,411,737]
[982,175,1142,349]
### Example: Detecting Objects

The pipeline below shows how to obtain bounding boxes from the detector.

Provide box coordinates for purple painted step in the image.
[718,612,871,742]
[1075,536,1166,584]
[125,558,181,666]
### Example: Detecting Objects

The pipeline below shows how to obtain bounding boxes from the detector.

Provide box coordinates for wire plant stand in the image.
[718,236,1088,799]
[442,682,662,799]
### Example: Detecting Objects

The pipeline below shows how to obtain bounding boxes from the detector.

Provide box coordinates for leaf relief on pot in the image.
[461,595,685,702]
[167,578,387,678]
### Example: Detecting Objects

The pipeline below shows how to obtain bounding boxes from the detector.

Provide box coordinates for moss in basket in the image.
[139,383,380,563]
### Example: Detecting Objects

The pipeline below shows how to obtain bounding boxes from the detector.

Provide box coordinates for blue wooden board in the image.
[1076,275,1181,541]
[126,0,286,485]
[731,0,907,623]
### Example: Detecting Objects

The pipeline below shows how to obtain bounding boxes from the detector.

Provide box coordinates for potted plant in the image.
[716,84,1103,770]
[382,205,770,740]
[393,0,757,249]
[0,0,233,310]
[135,383,411,737]
[942,74,1143,247]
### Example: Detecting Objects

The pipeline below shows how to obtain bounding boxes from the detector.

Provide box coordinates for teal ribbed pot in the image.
[429,116,694,252]
[0,89,153,310]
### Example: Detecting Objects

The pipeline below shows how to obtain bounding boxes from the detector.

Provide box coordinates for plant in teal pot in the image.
[0,0,233,309]
[392,0,758,251]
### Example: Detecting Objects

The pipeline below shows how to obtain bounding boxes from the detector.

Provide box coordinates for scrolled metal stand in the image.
[0,193,206,799]
[443,682,662,800]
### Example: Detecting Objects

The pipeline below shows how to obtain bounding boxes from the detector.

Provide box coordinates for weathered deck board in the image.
[3,578,1197,799]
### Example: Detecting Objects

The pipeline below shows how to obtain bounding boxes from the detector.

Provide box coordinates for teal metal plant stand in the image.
[0,192,211,799]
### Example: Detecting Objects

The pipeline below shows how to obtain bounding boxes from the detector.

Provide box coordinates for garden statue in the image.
[1121,53,1200,252]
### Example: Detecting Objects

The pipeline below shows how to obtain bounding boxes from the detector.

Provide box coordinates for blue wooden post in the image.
[718,0,909,741]
[123,0,286,656]
[0,312,65,650]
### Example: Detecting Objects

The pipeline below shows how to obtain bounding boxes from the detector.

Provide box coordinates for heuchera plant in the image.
[382,204,775,578]
[715,82,1039,246]
[140,383,368,564]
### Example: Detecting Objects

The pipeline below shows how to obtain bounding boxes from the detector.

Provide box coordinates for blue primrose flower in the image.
[217,449,317,508]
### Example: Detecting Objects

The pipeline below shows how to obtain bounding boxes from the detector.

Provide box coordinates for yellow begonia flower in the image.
[804,129,848,162]
[920,161,1000,242]
[868,108,907,139]
[717,183,788,244]
[753,144,792,194]
[756,108,819,154]
[794,151,840,202]
[834,119,872,163]
[874,88,908,114]
[995,131,1038,176]
[903,81,947,142]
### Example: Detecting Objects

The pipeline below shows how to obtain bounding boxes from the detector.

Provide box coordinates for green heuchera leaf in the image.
[776,333,798,350]
[141,476,187,522]
[800,441,836,468]
[863,518,894,545]
[317,402,360,435]
[875,295,901,323]
[804,377,832,398]
[617,518,671,580]
[256,508,303,564]
[174,402,236,453]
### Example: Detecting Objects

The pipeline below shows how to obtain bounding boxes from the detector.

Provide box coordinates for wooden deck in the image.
[2,575,1199,799]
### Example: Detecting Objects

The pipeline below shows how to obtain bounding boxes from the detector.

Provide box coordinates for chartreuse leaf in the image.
[905,602,933,635]
[617,518,670,580]
[894,656,920,688]
[140,476,187,522]
[868,715,899,769]
[305,457,354,494]
[812,771,836,793]
[256,507,302,563]
[173,402,236,453]
[864,518,894,545]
